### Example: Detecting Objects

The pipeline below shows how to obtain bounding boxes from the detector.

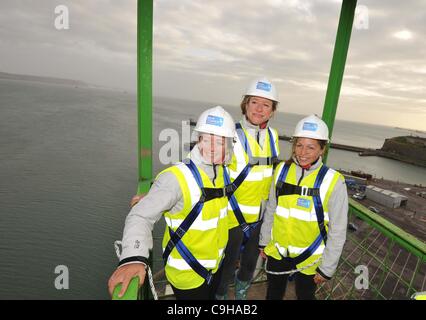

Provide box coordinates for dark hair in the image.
[240,96,278,115]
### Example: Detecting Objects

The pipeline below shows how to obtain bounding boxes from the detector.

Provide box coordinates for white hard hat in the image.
[245,77,279,102]
[292,114,329,142]
[194,106,235,138]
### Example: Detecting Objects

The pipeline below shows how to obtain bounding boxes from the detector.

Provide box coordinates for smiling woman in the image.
[259,114,349,300]
[109,106,237,300]
[291,114,329,168]
[215,77,281,300]
[244,96,274,126]
[294,138,327,168]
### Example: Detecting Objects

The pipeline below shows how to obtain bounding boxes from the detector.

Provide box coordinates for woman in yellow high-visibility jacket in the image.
[215,77,281,300]
[259,115,348,300]
[108,106,235,300]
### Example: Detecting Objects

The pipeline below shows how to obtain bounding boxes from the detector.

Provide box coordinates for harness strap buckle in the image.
[225,183,237,196]
[205,272,213,285]
[300,186,309,196]
[241,223,250,233]
[175,227,186,239]
[311,188,320,196]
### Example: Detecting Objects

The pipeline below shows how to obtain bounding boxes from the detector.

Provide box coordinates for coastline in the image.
[189,118,426,168]
[278,134,426,169]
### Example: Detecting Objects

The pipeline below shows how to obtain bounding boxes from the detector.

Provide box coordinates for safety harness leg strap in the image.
[169,228,214,284]
[224,163,259,250]
[282,233,323,266]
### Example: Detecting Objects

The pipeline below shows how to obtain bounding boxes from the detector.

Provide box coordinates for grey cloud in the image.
[0,0,424,130]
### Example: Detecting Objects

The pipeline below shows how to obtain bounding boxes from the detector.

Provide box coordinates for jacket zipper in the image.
[297,168,305,186]
[212,164,217,186]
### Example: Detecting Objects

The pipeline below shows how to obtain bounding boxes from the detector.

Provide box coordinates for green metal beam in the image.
[112,0,153,301]
[322,0,357,163]
[137,0,153,195]
[136,0,154,300]
[112,276,140,300]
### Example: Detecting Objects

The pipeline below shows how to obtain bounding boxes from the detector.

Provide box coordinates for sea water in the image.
[0,79,424,299]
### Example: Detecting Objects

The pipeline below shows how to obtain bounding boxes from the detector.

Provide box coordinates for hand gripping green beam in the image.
[112,277,140,300]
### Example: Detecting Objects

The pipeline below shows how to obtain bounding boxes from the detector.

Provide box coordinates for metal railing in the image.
[316,199,426,300]
[112,0,426,300]
[113,198,425,300]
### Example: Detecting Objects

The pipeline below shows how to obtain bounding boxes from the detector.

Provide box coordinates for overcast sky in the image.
[0,0,425,131]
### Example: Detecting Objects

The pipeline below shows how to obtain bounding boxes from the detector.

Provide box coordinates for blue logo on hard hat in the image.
[297,198,311,208]
[303,122,318,132]
[256,81,271,92]
[206,115,224,127]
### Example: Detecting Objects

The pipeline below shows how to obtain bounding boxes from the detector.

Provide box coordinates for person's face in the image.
[198,134,226,164]
[245,96,274,125]
[294,138,324,167]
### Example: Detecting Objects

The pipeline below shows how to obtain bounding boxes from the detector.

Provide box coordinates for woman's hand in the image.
[313,272,327,285]
[259,248,267,260]
[108,263,146,298]
[130,194,146,208]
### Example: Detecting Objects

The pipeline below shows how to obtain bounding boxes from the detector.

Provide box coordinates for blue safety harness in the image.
[162,160,230,285]
[275,163,329,266]
[225,123,279,250]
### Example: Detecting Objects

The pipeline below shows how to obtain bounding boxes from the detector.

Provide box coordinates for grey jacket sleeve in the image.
[259,178,277,247]
[119,171,182,263]
[317,175,348,278]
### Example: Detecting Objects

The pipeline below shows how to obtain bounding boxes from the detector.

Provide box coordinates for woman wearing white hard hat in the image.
[215,77,281,300]
[259,114,348,300]
[108,106,236,300]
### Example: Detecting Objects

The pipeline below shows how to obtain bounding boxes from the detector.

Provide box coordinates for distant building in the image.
[342,173,367,192]
[365,185,408,208]
[342,174,367,186]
